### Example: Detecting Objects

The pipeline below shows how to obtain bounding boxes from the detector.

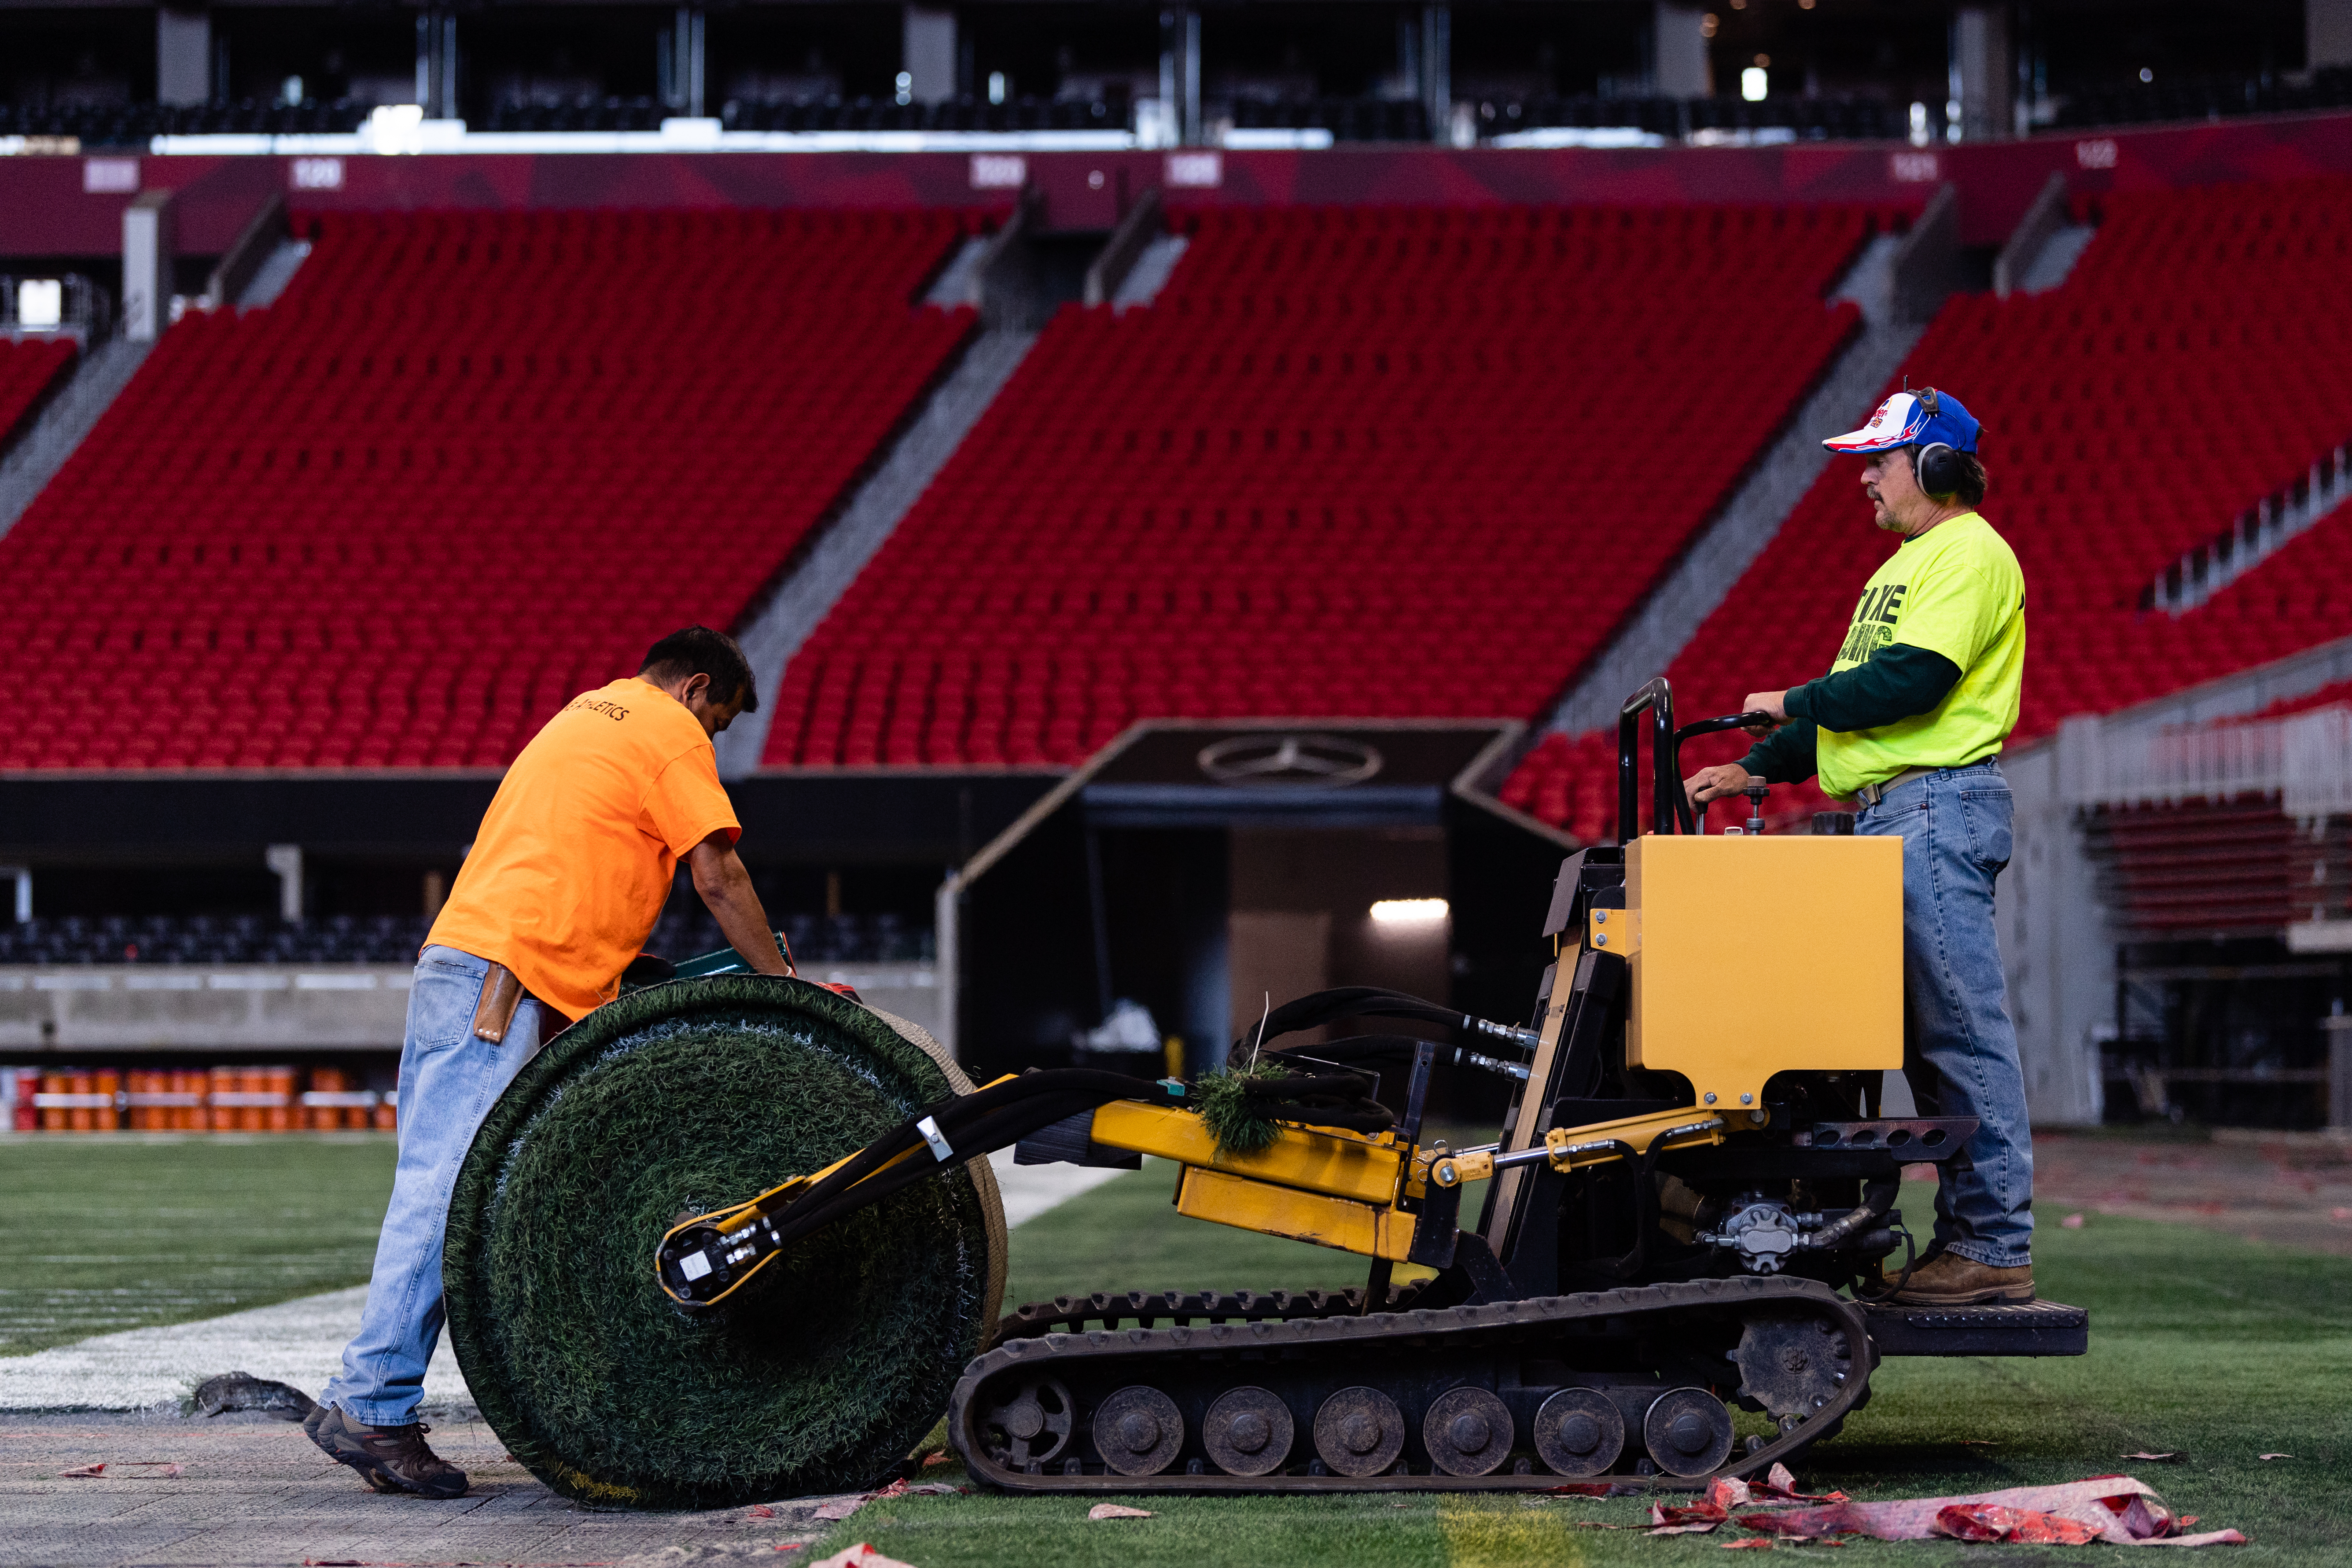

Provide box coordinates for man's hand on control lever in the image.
[1683,691,1787,809]
[1686,762,1755,809]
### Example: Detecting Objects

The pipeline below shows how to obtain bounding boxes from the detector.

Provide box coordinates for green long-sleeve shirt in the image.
[1737,644,1963,785]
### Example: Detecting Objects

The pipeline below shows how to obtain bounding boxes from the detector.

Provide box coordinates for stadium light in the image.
[1370,898,1449,927]
[989,72,1008,105]
[894,71,913,107]
[1742,66,1768,102]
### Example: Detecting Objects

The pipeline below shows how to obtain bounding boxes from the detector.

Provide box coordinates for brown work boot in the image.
[304,1403,470,1498]
[1885,1251,2035,1306]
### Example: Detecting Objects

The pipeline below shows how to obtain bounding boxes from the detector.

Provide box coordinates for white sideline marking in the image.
[0,1148,1131,1410]
[985,1146,1128,1229]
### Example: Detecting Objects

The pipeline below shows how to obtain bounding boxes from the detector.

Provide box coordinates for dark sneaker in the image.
[1885,1251,2035,1306]
[304,1403,469,1498]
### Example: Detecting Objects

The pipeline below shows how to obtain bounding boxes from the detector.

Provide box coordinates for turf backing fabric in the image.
[444,976,1004,1509]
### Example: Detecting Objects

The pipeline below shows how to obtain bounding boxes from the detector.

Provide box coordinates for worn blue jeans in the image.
[1856,762,2035,1270]
[321,946,560,1426]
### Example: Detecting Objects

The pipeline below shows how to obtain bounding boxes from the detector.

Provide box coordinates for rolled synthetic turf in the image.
[444,975,1004,1509]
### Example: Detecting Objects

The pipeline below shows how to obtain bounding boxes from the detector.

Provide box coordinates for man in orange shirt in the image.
[308,626,792,1498]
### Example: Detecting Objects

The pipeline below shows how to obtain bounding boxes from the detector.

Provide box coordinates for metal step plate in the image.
[1862,1298,2088,1358]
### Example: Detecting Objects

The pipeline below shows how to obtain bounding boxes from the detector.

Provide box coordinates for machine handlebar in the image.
[1617,688,1779,844]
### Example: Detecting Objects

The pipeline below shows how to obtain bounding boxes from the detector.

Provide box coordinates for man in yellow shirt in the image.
[309,626,792,1497]
[1685,388,2034,1308]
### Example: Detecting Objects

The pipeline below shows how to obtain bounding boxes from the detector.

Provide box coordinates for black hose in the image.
[729,1071,1180,1253]
[1227,986,1531,1067]
[1810,1176,1900,1251]
[1231,1069,1395,1136]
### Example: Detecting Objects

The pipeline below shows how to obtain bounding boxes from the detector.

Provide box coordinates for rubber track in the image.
[994,1285,1427,1343]
[952,1275,1873,1494]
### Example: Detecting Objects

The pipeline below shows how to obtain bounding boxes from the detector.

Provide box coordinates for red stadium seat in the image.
[0,209,975,770]
[0,337,76,453]
[765,203,1874,768]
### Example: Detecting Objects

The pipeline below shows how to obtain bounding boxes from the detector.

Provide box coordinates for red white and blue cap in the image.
[1823,389,1981,455]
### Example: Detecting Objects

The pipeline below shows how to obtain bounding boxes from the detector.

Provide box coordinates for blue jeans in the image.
[321,946,561,1426]
[1857,762,2034,1270]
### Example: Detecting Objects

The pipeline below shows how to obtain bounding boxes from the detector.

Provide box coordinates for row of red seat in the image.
[0,209,978,769]
[766,203,1877,767]
[0,336,74,454]
[1505,177,2352,842]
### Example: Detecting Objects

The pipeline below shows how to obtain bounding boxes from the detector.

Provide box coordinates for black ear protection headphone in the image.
[1909,386,1965,500]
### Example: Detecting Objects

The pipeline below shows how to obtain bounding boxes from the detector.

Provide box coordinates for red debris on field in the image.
[1934,1503,2104,1544]
[57,1461,183,1478]
[745,1505,777,1520]
[1699,1476,2242,1547]
[810,1548,917,1568]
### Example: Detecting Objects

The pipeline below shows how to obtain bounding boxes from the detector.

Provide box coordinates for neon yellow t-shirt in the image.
[1815,512,2026,798]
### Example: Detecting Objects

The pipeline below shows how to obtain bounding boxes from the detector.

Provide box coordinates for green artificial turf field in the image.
[826,1171,2352,1566]
[0,1134,396,1355]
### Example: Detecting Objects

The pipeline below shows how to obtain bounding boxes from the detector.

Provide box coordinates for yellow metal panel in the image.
[1174,1165,1417,1261]
[1624,834,1902,1109]
[1090,1099,1403,1206]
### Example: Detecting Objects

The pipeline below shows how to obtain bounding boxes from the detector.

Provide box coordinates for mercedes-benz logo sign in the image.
[1196,733,1384,789]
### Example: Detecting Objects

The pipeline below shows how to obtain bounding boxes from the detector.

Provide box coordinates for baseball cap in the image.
[1823,388,1981,455]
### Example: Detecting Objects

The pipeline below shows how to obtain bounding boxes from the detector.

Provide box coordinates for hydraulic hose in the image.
[1809,1176,1901,1251]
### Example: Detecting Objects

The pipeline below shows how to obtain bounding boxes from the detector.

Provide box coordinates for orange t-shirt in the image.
[427,677,741,1020]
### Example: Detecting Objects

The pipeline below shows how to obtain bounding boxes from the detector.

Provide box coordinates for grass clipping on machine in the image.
[442,976,994,1511]
[1196,1062,1288,1155]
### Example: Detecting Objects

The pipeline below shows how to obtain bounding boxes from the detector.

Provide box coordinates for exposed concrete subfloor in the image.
[2032,1129,2352,1255]
[0,1408,841,1567]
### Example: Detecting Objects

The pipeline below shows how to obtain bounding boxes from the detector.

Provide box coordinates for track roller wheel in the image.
[1532,1387,1624,1477]
[1643,1387,1735,1477]
[979,1377,1074,1472]
[1313,1386,1405,1478]
[1090,1386,1182,1476]
[1202,1386,1294,1476]
[1423,1387,1514,1477]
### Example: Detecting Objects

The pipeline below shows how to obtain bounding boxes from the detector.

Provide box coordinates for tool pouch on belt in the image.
[472,963,525,1044]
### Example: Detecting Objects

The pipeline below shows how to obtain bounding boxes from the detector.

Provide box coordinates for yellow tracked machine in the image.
[639,679,2085,1496]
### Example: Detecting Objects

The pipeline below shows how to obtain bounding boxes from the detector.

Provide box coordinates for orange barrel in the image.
[39,1071,66,1133]
[66,1069,94,1132]
[265,1066,293,1132]
[95,1068,121,1131]
[209,1064,238,1131]
[125,1068,148,1131]
[179,1067,204,1130]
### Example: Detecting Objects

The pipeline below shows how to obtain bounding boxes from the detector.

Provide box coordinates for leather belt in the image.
[1853,765,1938,809]
[471,962,527,1044]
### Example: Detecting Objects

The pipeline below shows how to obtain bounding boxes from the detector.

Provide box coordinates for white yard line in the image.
[0,1150,1126,1413]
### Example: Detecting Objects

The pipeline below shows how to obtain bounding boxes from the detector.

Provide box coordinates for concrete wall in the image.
[0,967,414,1053]
[1998,730,2113,1127]
[1997,636,2352,1126]
[0,963,940,1054]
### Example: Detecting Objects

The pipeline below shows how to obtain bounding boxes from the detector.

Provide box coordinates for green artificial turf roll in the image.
[443,975,1004,1510]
